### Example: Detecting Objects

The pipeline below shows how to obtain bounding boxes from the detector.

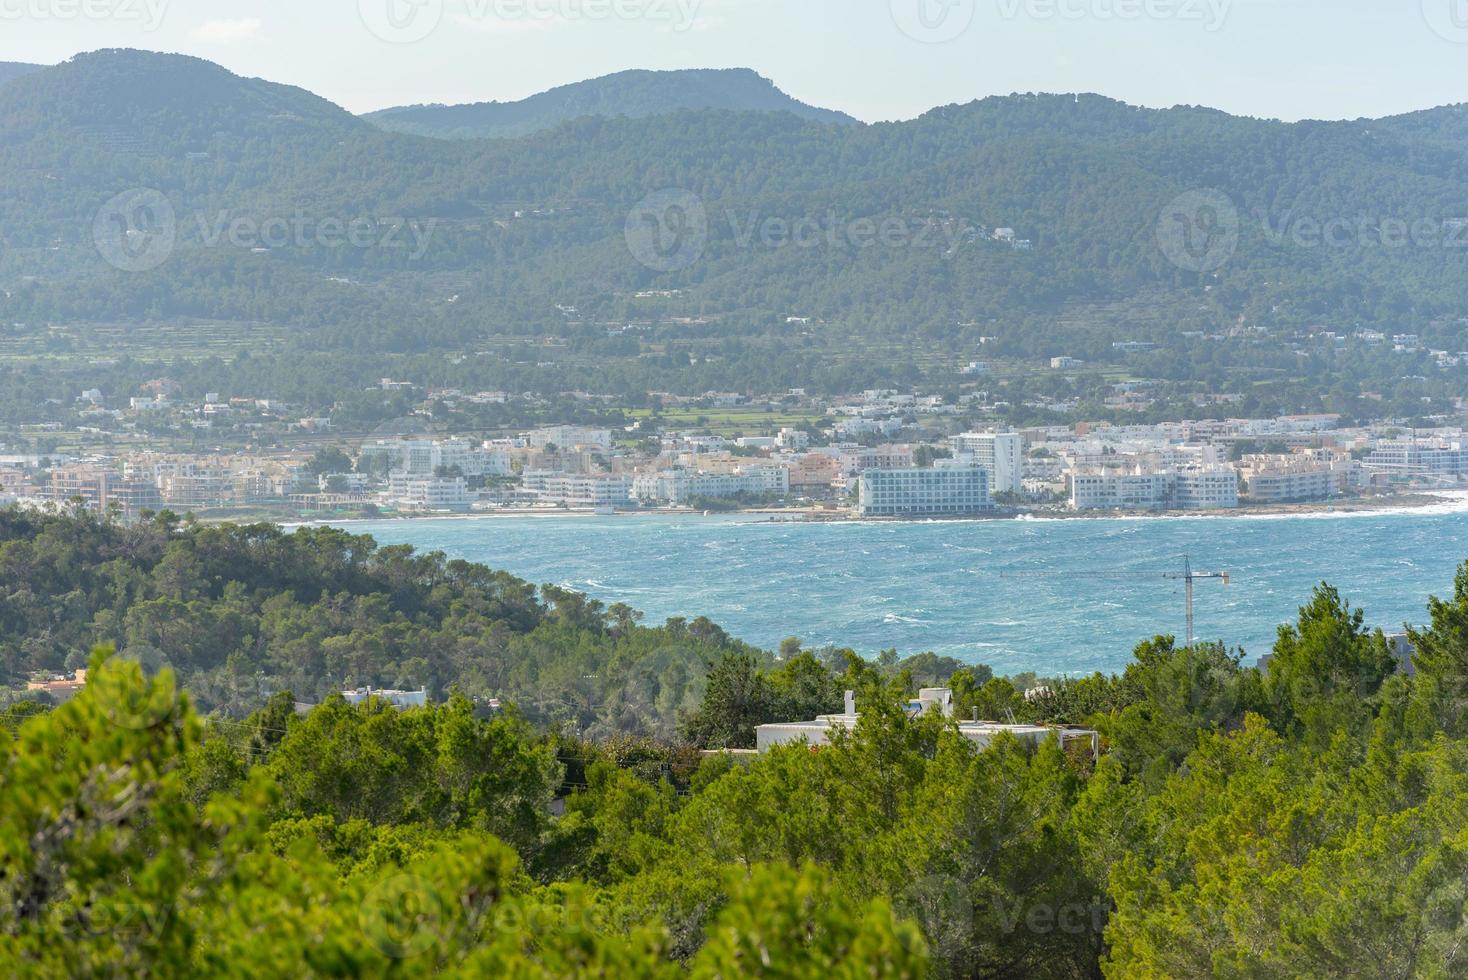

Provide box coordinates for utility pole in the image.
[1165,556,1230,646]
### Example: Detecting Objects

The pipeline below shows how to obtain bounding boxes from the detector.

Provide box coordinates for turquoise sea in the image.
[333,499,1468,677]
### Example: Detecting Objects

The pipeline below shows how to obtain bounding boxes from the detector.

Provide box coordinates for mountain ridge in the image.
[364,67,857,139]
[5,48,1468,402]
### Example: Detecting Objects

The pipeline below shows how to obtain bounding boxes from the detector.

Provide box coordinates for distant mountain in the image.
[5,49,1468,409]
[0,62,43,89]
[364,68,856,139]
[0,49,363,148]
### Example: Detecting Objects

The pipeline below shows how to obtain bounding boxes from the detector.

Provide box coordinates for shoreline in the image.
[275,490,1468,529]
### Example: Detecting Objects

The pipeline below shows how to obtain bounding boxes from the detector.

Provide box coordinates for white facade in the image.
[951,432,1024,495]
[1364,441,1468,481]
[1070,467,1238,511]
[522,472,633,508]
[360,438,508,477]
[1239,454,1348,502]
[632,469,786,506]
[858,464,992,517]
[756,688,1098,757]
[342,687,428,710]
[526,426,613,451]
[387,474,471,512]
[1173,467,1239,510]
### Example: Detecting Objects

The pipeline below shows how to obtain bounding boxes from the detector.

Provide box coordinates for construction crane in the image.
[1163,556,1230,646]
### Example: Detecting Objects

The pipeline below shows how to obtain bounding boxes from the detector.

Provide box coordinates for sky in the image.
[3,0,1468,122]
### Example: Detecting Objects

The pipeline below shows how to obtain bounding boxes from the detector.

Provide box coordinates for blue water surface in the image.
[331,505,1468,677]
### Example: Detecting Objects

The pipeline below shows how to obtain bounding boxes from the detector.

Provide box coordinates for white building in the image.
[1173,467,1240,510]
[1364,440,1468,482]
[632,468,787,506]
[951,432,1024,495]
[756,688,1098,757]
[359,438,509,478]
[342,687,428,711]
[1239,453,1350,502]
[858,463,992,518]
[526,426,613,451]
[522,472,633,509]
[1070,466,1238,511]
[386,474,472,512]
[776,428,811,451]
[1070,469,1173,511]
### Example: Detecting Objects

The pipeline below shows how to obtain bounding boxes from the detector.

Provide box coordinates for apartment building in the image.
[950,432,1024,495]
[359,438,511,477]
[1364,440,1468,481]
[1070,465,1238,511]
[1173,467,1240,510]
[522,472,634,509]
[386,474,472,512]
[833,445,915,475]
[1239,453,1352,502]
[857,464,992,518]
[45,466,164,518]
[1070,469,1173,511]
[525,426,613,452]
[631,467,787,506]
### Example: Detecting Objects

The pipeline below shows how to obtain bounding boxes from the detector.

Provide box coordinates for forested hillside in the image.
[0,507,767,739]
[6,49,1468,368]
[5,510,1468,975]
[366,67,856,139]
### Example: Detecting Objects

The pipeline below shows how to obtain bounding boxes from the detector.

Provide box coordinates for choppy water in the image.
[331,498,1468,676]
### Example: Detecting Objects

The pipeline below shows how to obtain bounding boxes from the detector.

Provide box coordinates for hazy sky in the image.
[4,0,1468,121]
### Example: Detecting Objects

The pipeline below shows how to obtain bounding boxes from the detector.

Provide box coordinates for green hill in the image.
[4,50,1468,409]
[365,67,856,139]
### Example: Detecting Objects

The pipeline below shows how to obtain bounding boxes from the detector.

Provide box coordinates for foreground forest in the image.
[4,510,1468,975]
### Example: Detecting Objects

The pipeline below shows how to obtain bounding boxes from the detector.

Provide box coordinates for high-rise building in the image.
[951,432,1024,495]
[858,464,992,518]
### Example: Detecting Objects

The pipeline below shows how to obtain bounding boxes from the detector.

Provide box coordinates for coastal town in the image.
[1,379,1463,522]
